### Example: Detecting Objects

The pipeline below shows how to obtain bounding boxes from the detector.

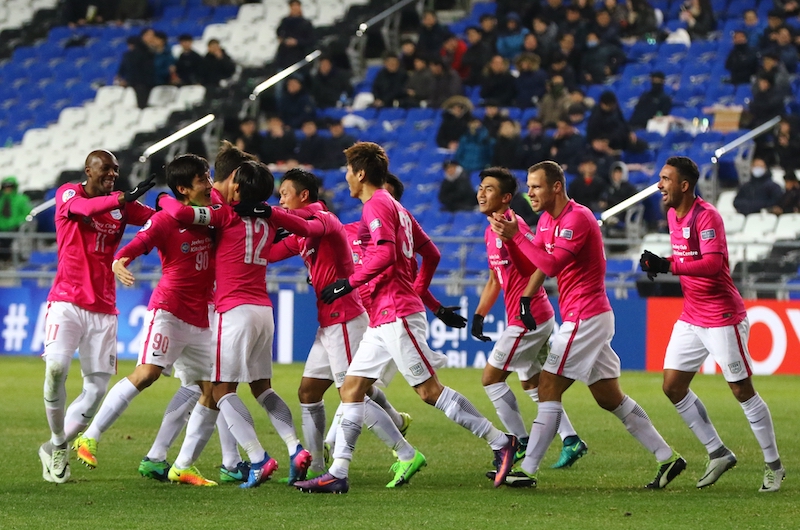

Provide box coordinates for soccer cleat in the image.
[287,447,312,485]
[138,457,170,482]
[645,452,686,489]
[73,435,98,469]
[219,461,250,484]
[759,465,785,492]
[492,435,519,488]
[240,455,278,489]
[551,438,588,469]
[696,452,737,488]
[515,437,528,464]
[168,465,217,486]
[398,412,413,437]
[294,472,350,494]
[386,450,427,488]
[50,446,71,484]
[504,469,537,488]
[38,444,55,483]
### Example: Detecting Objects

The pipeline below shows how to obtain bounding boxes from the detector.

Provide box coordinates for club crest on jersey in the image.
[547,353,559,365]
[493,350,505,362]
[728,361,743,374]
[62,189,76,202]
[335,371,346,384]
[351,252,360,264]
[495,237,503,248]
[110,209,122,220]
[409,362,424,376]
[559,228,573,240]
[701,229,716,241]
[369,218,382,232]
[140,219,152,232]
[683,227,691,239]
[181,242,190,253]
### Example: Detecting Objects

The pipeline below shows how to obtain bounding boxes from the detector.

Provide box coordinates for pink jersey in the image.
[269,204,366,327]
[48,183,153,314]
[485,214,554,327]
[116,211,214,328]
[353,189,427,326]
[512,200,611,322]
[668,198,746,327]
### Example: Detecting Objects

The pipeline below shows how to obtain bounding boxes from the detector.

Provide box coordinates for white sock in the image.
[325,402,343,453]
[675,390,723,454]
[84,377,137,442]
[329,402,364,479]
[557,409,578,441]
[366,386,403,429]
[364,397,415,461]
[484,382,528,439]
[521,401,562,476]
[256,389,301,455]
[525,388,539,403]
[612,396,673,462]
[43,355,70,446]
[217,409,243,470]
[64,373,112,442]
[435,386,508,450]
[218,394,267,464]
[146,384,200,462]
[173,404,218,469]
[740,393,780,463]
[301,401,327,472]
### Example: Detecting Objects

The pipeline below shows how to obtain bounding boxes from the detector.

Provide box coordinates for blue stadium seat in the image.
[213,5,239,21]
[627,41,659,65]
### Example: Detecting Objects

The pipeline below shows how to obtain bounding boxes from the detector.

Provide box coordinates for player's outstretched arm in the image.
[111,257,135,286]
[157,195,221,226]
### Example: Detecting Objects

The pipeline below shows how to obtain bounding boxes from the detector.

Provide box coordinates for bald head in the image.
[85,149,116,169]
[84,150,120,197]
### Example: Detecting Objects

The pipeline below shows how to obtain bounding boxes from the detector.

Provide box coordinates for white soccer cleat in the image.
[38,444,55,483]
[50,446,71,484]
[759,464,785,493]
[696,451,737,488]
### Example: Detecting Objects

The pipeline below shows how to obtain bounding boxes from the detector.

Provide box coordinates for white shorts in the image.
[43,301,118,376]
[347,312,448,387]
[664,318,753,382]
[488,317,555,381]
[137,309,213,386]
[543,311,621,385]
[303,313,369,388]
[213,304,274,383]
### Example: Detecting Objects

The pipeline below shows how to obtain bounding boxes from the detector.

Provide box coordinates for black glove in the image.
[640,250,670,281]
[519,297,537,330]
[124,173,157,202]
[435,305,467,328]
[234,201,272,218]
[320,279,353,304]
[471,314,491,342]
[154,192,170,212]
[273,227,291,243]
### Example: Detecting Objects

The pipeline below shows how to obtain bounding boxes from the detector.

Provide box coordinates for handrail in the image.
[355,0,418,37]
[250,50,322,100]
[139,113,215,162]
[711,116,781,163]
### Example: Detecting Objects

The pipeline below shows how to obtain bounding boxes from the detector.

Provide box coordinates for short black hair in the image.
[479,166,517,196]
[235,160,274,203]
[665,156,699,188]
[385,173,405,201]
[166,154,209,200]
[282,168,320,202]
[529,160,565,187]
[178,34,193,41]
[599,91,618,106]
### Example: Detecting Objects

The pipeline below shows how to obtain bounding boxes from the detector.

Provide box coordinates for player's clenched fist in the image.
[639,250,670,281]
[320,279,353,304]
[471,314,491,342]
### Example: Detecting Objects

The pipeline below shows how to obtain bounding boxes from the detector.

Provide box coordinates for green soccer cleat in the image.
[551,438,588,469]
[504,468,537,488]
[645,451,686,489]
[73,434,98,469]
[168,465,218,486]
[759,464,785,493]
[386,450,427,488]
[219,461,250,483]
[398,412,413,437]
[138,457,170,482]
[515,437,528,464]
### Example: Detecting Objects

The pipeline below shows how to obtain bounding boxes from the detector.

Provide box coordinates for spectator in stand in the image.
[454,117,495,172]
[532,16,560,58]
[418,10,449,57]
[262,116,297,165]
[202,39,236,87]
[275,0,315,69]
[550,119,586,172]
[560,6,589,46]
[441,31,470,80]
[733,157,784,215]
[151,30,175,86]
[296,119,326,168]
[679,0,716,40]
[482,100,505,137]
[580,31,625,85]
[588,136,619,178]
[745,73,785,128]
[278,76,316,129]
[549,52,578,91]
[593,8,622,46]
[742,9,766,48]
[480,55,517,106]
[775,0,800,16]
[625,0,658,39]
[568,156,607,211]
[428,57,463,108]
[63,0,108,26]
[320,119,356,169]
[371,53,408,108]
[556,32,581,74]
[759,10,785,51]
[174,34,203,86]
[117,33,154,109]
[599,162,637,211]
[519,32,551,68]
[463,26,494,86]
[479,13,499,51]
[235,117,264,159]
[519,117,552,168]
[725,30,759,85]
[605,0,629,32]
[541,0,567,25]
[115,0,148,22]
[538,74,571,128]
[402,55,434,108]
[496,12,529,60]
[569,89,592,115]
[587,91,635,151]
[757,51,791,99]
[514,53,548,108]
[436,96,473,149]
[769,27,798,73]
[630,71,672,129]
[773,172,800,214]
[492,119,523,168]
[0,176,31,262]
[439,160,477,212]
[310,55,352,108]
[399,38,418,72]
[775,117,800,174]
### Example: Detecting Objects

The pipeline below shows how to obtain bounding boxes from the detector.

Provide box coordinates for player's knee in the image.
[730,379,755,402]
[662,380,686,404]
[45,355,71,383]
[414,380,443,405]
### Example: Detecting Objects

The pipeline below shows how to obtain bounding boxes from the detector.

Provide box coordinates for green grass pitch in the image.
[2,356,798,529]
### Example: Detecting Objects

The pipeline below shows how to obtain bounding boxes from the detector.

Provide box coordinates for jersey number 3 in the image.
[398,211,414,259]
[243,218,269,265]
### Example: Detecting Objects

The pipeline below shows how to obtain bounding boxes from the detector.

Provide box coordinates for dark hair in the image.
[282,168,320,202]
[154,30,168,42]
[385,172,405,201]
[344,142,389,187]
[665,156,699,188]
[599,91,618,106]
[529,160,565,187]
[178,34,192,41]
[215,140,256,183]
[208,38,220,46]
[166,154,209,200]
[235,161,274,203]
[479,167,517,196]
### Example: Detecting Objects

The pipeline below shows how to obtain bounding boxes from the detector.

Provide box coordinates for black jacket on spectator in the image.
[748,85,785,128]
[551,131,585,173]
[436,110,472,148]
[492,136,522,168]
[262,129,297,164]
[372,68,408,107]
[202,50,236,86]
[275,15,315,68]
[630,87,672,129]
[296,132,327,167]
[462,40,494,85]
[733,171,783,215]
[725,43,759,85]
[439,173,477,212]
[515,69,547,107]
[176,49,204,85]
[601,179,637,208]
[579,43,625,85]
[429,68,462,108]
[587,106,631,151]
[480,71,517,106]
[278,91,316,129]
[568,175,606,211]
[520,133,552,168]
[320,133,356,169]
[418,23,449,57]
[311,66,352,108]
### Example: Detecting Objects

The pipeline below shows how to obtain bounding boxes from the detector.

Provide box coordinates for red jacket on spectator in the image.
[441,37,469,80]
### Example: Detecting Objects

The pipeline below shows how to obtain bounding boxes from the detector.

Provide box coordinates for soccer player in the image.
[474,167,587,475]
[293,142,518,494]
[489,160,684,489]
[158,159,310,488]
[72,155,216,483]
[38,150,155,483]
[640,156,784,492]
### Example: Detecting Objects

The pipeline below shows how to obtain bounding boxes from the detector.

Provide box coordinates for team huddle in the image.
[36,142,785,493]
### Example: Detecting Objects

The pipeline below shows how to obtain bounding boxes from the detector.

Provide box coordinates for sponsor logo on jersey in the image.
[110,209,122,220]
[728,361,743,374]
[524,232,534,242]
[140,219,152,232]
[701,228,716,241]
[559,228,573,240]
[62,189,76,202]
[181,242,190,253]
[369,218,382,232]
[409,362,424,376]
[683,226,691,239]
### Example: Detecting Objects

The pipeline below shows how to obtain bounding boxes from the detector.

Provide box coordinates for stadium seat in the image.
[774,213,800,240]
[715,190,737,215]
[721,212,746,235]
[729,212,778,242]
